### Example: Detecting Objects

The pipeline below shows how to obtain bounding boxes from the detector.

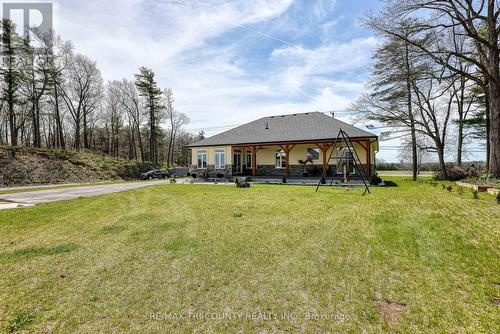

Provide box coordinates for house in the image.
[187,112,378,178]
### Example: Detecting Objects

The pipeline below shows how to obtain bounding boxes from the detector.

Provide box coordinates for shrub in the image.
[370,173,382,186]
[446,185,453,192]
[472,190,479,199]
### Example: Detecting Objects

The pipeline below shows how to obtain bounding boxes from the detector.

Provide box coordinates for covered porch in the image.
[231,139,377,178]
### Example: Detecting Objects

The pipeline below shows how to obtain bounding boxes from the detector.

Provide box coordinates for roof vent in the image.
[305,112,309,115]
[270,116,274,118]
[265,121,269,130]
[293,114,297,116]
[280,115,285,117]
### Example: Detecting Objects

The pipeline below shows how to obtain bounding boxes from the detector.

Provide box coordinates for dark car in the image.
[140,170,170,180]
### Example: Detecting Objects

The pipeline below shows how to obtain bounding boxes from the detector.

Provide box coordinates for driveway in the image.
[0,180,173,209]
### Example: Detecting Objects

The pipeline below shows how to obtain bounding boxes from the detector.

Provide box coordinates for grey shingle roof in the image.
[188,112,377,147]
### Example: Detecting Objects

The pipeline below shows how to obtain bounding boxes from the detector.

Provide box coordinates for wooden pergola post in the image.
[316,143,332,177]
[252,145,257,176]
[366,140,371,177]
[279,144,296,177]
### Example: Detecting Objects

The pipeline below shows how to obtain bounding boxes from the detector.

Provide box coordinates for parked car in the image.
[140,170,170,180]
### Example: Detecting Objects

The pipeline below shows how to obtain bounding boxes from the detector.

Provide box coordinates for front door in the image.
[233,151,242,174]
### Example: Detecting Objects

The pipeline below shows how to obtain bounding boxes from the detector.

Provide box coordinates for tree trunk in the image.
[7,83,17,146]
[456,123,463,166]
[54,86,65,150]
[83,111,89,149]
[488,79,500,177]
[405,41,418,181]
[437,145,447,180]
[74,121,81,151]
[137,124,145,162]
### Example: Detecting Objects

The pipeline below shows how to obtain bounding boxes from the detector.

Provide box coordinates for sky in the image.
[3,0,486,162]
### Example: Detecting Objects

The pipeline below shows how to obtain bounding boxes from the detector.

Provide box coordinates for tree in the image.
[352,26,428,180]
[46,36,73,150]
[164,88,190,166]
[59,54,102,150]
[1,19,23,146]
[115,79,145,161]
[134,67,163,166]
[412,74,455,179]
[365,0,500,176]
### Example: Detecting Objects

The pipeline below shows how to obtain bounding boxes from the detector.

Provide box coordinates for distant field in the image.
[0,178,498,333]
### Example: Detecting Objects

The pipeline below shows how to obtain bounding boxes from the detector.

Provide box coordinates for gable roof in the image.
[188,112,377,147]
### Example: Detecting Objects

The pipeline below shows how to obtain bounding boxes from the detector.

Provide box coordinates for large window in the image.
[307,148,320,160]
[336,147,355,175]
[246,152,252,169]
[275,150,286,169]
[197,150,207,169]
[215,150,225,169]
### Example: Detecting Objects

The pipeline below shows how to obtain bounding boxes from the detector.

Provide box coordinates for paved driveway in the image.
[0,180,172,209]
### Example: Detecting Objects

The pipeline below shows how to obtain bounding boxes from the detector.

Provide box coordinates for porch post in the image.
[366,140,371,177]
[252,145,257,177]
[315,143,332,178]
[281,144,296,177]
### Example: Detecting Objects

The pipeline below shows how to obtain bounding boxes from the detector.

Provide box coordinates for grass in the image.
[0,177,498,333]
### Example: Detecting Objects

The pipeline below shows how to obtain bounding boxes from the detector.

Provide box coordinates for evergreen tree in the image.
[134,67,163,166]
[0,19,23,146]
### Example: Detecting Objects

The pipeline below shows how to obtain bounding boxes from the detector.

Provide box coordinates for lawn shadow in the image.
[0,243,77,262]
[382,180,398,187]
[99,225,127,234]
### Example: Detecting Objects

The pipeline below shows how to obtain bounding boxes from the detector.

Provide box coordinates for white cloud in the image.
[270,37,378,93]
[44,0,377,135]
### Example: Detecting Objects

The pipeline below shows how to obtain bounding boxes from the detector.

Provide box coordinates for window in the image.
[336,147,356,175]
[307,148,320,160]
[197,150,207,169]
[275,150,286,168]
[246,152,252,169]
[215,150,225,169]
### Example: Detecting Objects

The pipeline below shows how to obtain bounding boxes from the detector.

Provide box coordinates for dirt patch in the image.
[374,299,407,323]
[492,297,500,306]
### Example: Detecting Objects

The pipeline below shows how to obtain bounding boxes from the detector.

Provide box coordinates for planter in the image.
[487,188,500,196]
[456,181,491,193]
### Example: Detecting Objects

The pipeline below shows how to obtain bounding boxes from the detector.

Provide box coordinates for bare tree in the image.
[46,36,73,150]
[365,0,500,176]
[114,79,145,161]
[351,25,429,180]
[412,74,455,179]
[59,54,103,150]
[163,88,189,166]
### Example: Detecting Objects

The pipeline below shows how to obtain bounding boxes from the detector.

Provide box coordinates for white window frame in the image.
[246,152,252,169]
[214,149,225,169]
[336,147,356,175]
[307,147,320,160]
[197,150,207,169]
[275,150,286,169]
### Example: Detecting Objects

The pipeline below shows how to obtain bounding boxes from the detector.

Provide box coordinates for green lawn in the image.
[0,178,498,333]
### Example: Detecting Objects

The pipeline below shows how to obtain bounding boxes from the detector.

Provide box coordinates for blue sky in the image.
[10,0,482,162]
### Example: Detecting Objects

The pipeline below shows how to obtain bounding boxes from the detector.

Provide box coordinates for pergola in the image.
[233,137,375,177]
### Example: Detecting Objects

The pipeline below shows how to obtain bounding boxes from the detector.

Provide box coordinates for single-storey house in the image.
[187,112,378,178]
